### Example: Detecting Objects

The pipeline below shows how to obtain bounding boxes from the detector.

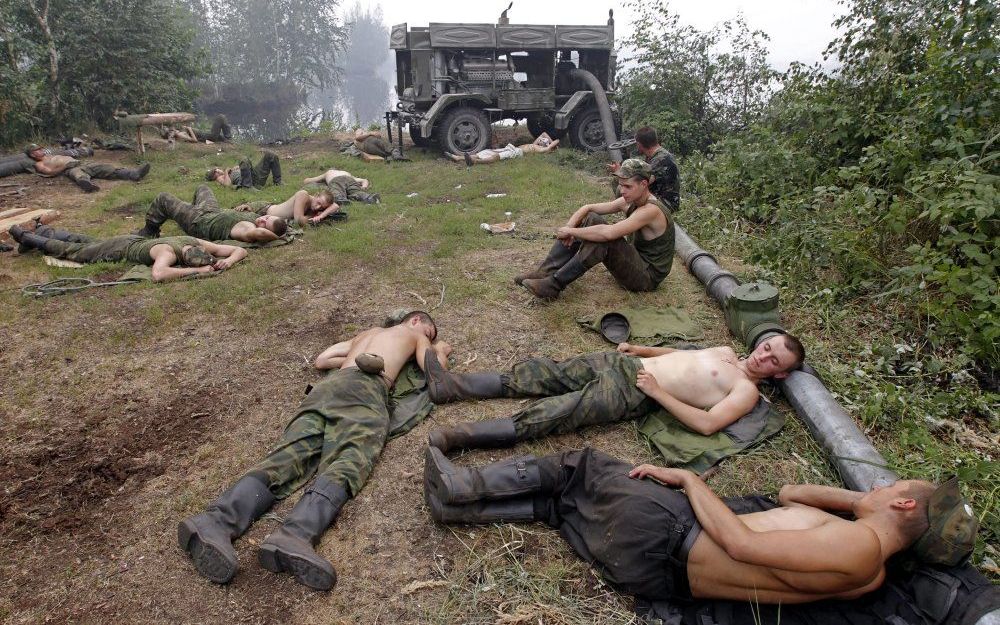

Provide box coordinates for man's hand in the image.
[309,215,323,225]
[618,342,640,356]
[434,340,454,357]
[606,162,621,173]
[629,464,695,488]
[198,265,217,274]
[212,258,234,271]
[556,226,575,246]
[635,369,663,397]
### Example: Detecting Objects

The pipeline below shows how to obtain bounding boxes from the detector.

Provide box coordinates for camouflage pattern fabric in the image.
[39,234,197,266]
[249,367,391,499]
[646,146,680,210]
[243,200,272,215]
[569,213,662,292]
[360,136,392,158]
[145,186,251,241]
[326,174,378,204]
[913,476,979,566]
[249,150,281,187]
[503,352,657,440]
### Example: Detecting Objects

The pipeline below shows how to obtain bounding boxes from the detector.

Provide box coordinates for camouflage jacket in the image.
[647,146,680,210]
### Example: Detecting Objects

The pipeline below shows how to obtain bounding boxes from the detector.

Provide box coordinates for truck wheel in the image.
[439,107,491,155]
[568,107,607,152]
[409,124,431,148]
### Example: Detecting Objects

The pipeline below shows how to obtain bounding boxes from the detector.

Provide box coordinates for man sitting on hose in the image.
[424,334,804,454]
[206,149,282,188]
[234,189,343,227]
[8,224,246,282]
[515,158,674,300]
[425,446,978,606]
[137,185,287,243]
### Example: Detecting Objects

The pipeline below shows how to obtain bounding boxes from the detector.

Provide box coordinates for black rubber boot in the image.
[424,446,541,504]
[514,240,575,285]
[426,490,536,525]
[354,191,380,204]
[177,475,275,584]
[134,218,161,238]
[33,224,89,242]
[424,348,504,404]
[258,477,347,591]
[522,257,589,300]
[114,163,150,181]
[427,417,517,454]
[9,226,49,254]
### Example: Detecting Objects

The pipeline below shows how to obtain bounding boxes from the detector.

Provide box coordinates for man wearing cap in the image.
[22,143,150,192]
[610,126,680,210]
[205,149,282,188]
[136,185,287,243]
[424,446,978,604]
[8,224,246,282]
[423,333,805,453]
[516,158,674,300]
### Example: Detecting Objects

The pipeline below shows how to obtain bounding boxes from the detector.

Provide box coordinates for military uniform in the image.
[228,150,282,188]
[502,351,657,440]
[38,233,200,265]
[247,367,392,498]
[613,146,680,210]
[142,186,252,241]
[325,174,379,204]
[359,136,392,158]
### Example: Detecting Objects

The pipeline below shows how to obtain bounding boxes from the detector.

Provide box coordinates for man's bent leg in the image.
[600,238,659,292]
[345,181,379,204]
[34,225,93,243]
[514,239,575,285]
[193,184,221,212]
[522,214,608,299]
[64,167,99,192]
[252,150,282,186]
[138,192,201,237]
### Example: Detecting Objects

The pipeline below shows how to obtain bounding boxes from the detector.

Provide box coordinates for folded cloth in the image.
[387,362,434,438]
[577,306,703,345]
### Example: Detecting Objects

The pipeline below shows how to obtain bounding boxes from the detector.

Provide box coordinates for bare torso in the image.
[37,155,77,175]
[640,347,754,409]
[340,325,425,384]
[264,195,297,219]
[228,221,260,241]
[687,507,886,603]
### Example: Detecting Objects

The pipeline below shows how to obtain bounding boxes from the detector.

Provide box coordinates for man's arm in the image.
[198,240,248,271]
[629,467,882,578]
[565,197,627,226]
[291,190,312,226]
[778,485,864,513]
[357,177,369,189]
[559,203,660,243]
[245,228,280,243]
[636,374,759,435]
[617,342,676,357]
[315,339,354,370]
[149,247,215,282]
[303,171,331,184]
[414,334,435,371]
[309,202,341,224]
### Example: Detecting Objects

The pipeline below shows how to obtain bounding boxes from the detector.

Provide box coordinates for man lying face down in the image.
[424,334,805,454]
[425,447,979,605]
[178,311,451,592]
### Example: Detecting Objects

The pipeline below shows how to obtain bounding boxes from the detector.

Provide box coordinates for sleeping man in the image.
[423,334,805,454]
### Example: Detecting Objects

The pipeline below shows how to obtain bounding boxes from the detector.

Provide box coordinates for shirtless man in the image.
[205,149,282,188]
[137,185,287,243]
[235,189,342,227]
[444,132,560,165]
[424,447,978,604]
[8,224,246,282]
[302,168,380,205]
[23,143,150,192]
[515,158,674,300]
[424,333,804,453]
[178,311,451,591]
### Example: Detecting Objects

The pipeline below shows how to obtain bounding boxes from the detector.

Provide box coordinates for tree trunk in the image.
[27,0,59,124]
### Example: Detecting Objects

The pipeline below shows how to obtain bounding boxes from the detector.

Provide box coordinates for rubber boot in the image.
[9,226,49,254]
[424,446,541,504]
[258,477,347,591]
[34,224,90,242]
[426,490,536,525]
[424,348,504,404]
[427,417,517,454]
[134,218,161,238]
[177,475,275,584]
[514,240,575,285]
[353,191,380,204]
[522,257,589,300]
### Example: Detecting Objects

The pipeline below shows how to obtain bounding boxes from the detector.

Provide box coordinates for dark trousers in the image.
[64,163,127,190]
[243,150,281,187]
[569,213,658,292]
[144,187,218,234]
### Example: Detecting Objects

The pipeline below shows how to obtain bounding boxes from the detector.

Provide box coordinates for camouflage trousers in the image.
[568,213,659,292]
[241,150,281,187]
[144,186,219,234]
[502,352,657,441]
[64,163,128,190]
[39,234,132,264]
[247,367,391,499]
[327,175,378,204]
[360,136,392,158]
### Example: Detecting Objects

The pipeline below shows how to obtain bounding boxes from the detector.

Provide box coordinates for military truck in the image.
[385,11,621,156]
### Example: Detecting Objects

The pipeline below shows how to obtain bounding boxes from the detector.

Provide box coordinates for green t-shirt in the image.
[124,235,200,265]
[627,196,675,284]
[192,209,252,241]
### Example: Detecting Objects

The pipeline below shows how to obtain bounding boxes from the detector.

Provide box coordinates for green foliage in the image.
[617,0,777,155]
[690,0,999,369]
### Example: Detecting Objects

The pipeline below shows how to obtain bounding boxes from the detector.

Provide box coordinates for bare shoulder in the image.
[707,346,738,358]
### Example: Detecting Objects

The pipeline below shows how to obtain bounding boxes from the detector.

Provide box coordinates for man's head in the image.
[24,144,44,160]
[180,245,216,267]
[401,310,437,341]
[745,334,805,379]
[254,215,288,236]
[613,158,652,204]
[856,477,978,566]
[205,167,225,182]
[311,189,336,211]
[634,126,660,156]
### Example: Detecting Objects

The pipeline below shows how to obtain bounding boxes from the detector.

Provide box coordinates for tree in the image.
[338,3,391,127]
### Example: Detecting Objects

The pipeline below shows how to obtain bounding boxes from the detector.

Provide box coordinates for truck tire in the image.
[568,107,608,152]
[409,124,431,148]
[439,106,491,155]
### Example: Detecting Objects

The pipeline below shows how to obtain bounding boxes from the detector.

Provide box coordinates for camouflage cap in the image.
[912,476,978,566]
[181,246,215,267]
[612,158,652,181]
[24,143,42,157]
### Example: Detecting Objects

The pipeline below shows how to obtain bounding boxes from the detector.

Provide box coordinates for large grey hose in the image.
[673,224,899,491]
[568,68,622,162]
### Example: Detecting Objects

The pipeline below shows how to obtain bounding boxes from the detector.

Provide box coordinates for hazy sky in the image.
[361,0,846,70]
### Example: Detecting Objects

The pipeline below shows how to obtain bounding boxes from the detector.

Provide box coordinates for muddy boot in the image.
[424,348,504,404]
[134,218,161,237]
[9,226,48,254]
[353,191,380,204]
[426,490,536,525]
[76,178,101,193]
[34,224,89,242]
[177,475,275,584]
[514,241,575,285]
[427,418,517,454]
[522,257,589,301]
[258,477,347,591]
[424,446,540,505]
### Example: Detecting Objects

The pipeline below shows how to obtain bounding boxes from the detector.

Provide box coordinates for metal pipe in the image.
[673,223,899,491]
[567,68,621,162]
